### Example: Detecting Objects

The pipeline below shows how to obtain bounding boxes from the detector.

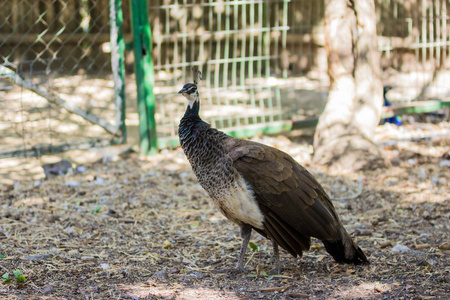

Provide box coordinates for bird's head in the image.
[383,85,394,94]
[178,83,199,109]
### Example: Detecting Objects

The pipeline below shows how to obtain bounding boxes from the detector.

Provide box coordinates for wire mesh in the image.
[376,0,450,104]
[150,0,294,147]
[151,0,449,147]
[0,0,124,158]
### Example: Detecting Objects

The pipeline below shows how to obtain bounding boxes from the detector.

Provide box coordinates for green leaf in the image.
[13,270,20,277]
[249,242,259,252]
[15,275,26,283]
[92,206,101,215]
[246,274,258,277]
[0,254,5,259]
[2,273,10,282]
[267,275,274,280]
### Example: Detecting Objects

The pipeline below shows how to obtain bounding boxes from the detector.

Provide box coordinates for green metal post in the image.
[129,0,158,155]
[110,0,127,143]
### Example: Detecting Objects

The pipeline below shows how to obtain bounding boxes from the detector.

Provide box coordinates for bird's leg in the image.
[236,223,252,272]
[271,240,281,275]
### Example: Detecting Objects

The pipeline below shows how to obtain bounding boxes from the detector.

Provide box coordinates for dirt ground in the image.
[0,123,449,299]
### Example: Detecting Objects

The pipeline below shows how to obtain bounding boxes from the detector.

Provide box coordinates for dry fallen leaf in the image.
[438,242,450,251]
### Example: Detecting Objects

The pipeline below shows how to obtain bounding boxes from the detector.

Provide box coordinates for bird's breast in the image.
[180,129,264,229]
[209,174,264,230]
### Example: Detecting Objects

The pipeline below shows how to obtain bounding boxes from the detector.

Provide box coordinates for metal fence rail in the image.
[0,0,126,158]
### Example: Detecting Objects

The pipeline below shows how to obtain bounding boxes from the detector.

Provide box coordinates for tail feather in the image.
[322,233,369,265]
[259,206,312,257]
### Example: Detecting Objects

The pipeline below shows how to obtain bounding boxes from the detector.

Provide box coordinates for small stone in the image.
[65,180,80,187]
[422,211,431,220]
[81,256,96,261]
[431,176,440,186]
[102,154,119,163]
[416,259,430,266]
[418,168,427,179]
[439,160,450,167]
[99,263,110,270]
[392,243,410,253]
[107,209,119,217]
[43,160,73,178]
[24,254,53,261]
[179,172,189,178]
[407,159,416,165]
[42,284,55,294]
[163,240,173,249]
[65,227,76,234]
[189,272,203,279]
[152,270,169,280]
[68,249,78,256]
[76,166,87,173]
[182,257,195,265]
[93,176,105,185]
[47,215,60,223]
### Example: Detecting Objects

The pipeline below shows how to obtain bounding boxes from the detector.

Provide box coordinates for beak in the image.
[178,88,187,94]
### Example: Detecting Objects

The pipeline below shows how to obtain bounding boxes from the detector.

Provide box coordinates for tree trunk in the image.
[313,0,389,172]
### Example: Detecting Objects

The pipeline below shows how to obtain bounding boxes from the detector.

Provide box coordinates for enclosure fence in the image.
[150,0,295,148]
[151,0,450,148]
[1,0,449,157]
[0,0,126,159]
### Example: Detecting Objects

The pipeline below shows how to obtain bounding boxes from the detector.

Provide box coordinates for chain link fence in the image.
[1,0,448,157]
[0,0,125,158]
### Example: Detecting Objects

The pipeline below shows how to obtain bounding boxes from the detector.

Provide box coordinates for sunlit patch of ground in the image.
[121,281,242,299]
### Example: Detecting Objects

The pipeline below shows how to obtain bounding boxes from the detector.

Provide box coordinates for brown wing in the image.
[224,138,343,256]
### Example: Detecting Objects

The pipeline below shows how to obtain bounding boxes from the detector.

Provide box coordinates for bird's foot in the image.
[235,263,248,274]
